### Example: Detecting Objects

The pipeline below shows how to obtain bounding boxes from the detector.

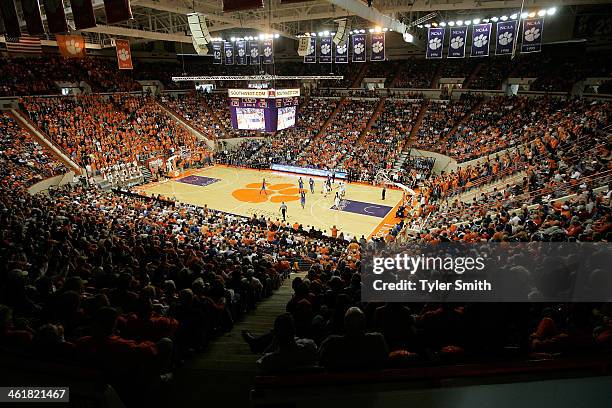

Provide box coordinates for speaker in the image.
[333,18,350,46]
[187,12,212,55]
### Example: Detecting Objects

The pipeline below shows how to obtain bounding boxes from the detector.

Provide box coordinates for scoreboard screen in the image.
[276,106,296,131]
[236,108,266,130]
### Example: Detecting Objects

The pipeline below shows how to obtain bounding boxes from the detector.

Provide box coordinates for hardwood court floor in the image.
[137,165,403,239]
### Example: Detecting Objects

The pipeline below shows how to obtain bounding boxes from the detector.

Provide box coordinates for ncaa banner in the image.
[115,39,133,69]
[370,32,385,61]
[447,26,468,58]
[335,42,348,63]
[305,37,316,63]
[249,41,260,65]
[521,18,544,53]
[236,41,247,65]
[352,33,366,62]
[224,42,234,65]
[262,39,274,64]
[212,42,222,64]
[320,37,332,63]
[471,23,491,57]
[426,27,444,59]
[496,20,518,55]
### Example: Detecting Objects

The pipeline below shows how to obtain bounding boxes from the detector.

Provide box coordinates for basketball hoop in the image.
[374,169,416,196]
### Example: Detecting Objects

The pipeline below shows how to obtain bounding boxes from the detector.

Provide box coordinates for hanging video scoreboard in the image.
[228,88,300,132]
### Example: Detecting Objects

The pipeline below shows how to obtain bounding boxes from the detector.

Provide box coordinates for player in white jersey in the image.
[334,192,341,210]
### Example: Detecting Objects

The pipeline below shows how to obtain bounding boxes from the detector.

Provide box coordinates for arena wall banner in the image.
[21,0,45,35]
[42,0,69,33]
[335,41,348,64]
[224,42,234,65]
[495,20,518,55]
[370,32,385,61]
[212,42,222,64]
[57,34,86,58]
[236,40,247,65]
[249,41,260,65]
[470,23,491,57]
[115,39,133,69]
[447,26,468,58]
[319,36,332,63]
[521,18,544,53]
[262,39,274,64]
[69,0,96,30]
[103,0,132,24]
[352,33,366,62]
[426,27,444,59]
[304,37,316,63]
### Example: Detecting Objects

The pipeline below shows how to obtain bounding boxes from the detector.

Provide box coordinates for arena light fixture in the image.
[547,7,557,15]
[417,24,423,28]
[230,36,236,42]
[258,33,265,40]
[383,27,389,32]
[482,18,490,23]
[323,30,330,36]
[423,24,430,28]
[318,32,323,36]
[369,28,375,32]
[491,17,499,22]
[456,20,463,26]
[439,22,446,27]
[510,13,518,19]
[500,15,508,21]
[360,29,366,33]
[448,21,455,26]
[538,9,546,16]
[528,11,536,18]
[274,33,280,38]
[431,22,438,27]
[472,18,481,24]
[520,12,529,19]
[403,33,414,42]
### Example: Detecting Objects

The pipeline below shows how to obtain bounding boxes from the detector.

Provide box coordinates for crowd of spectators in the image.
[0,112,66,188]
[20,94,200,180]
[162,92,225,139]
[393,59,439,88]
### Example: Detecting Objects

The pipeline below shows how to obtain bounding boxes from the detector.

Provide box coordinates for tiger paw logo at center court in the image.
[232,183,301,203]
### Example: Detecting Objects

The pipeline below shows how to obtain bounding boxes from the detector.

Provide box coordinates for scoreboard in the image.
[228,88,300,133]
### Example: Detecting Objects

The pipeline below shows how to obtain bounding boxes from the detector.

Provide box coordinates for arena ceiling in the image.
[11,0,612,48]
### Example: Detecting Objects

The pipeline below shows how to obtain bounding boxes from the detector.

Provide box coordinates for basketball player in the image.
[260,178,267,195]
[339,181,346,198]
[300,190,306,209]
[323,182,329,197]
[298,177,304,190]
[280,202,287,221]
[309,177,315,194]
[334,192,341,210]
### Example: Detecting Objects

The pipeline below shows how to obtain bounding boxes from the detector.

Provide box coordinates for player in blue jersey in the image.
[309,177,315,194]
[300,190,306,209]
[260,178,267,195]
[298,177,304,190]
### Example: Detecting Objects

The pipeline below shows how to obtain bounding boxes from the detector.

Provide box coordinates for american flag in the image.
[4,34,43,54]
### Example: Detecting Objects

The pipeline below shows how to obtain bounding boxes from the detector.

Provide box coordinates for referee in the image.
[280,202,287,221]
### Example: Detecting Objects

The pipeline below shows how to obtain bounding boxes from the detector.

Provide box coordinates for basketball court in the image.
[135,165,404,239]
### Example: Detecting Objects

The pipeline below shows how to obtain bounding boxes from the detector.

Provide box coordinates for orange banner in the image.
[115,39,133,70]
[57,35,86,58]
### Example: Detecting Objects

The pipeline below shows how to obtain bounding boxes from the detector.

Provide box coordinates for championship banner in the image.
[21,0,45,35]
[496,20,518,55]
[426,27,444,59]
[0,0,20,37]
[249,41,260,65]
[335,41,348,63]
[447,26,468,58]
[212,42,222,64]
[370,32,385,61]
[262,39,274,64]
[115,39,133,69]
[320,36,332,63]
[69,0,97,30]
[224,42,234,65]
[236,40,247,65]
[297,37,309,55]
[352,33,366,62]
[42,0,69,33]
[57,34,86,58]
[223,0,263,12]
[521,18,544,53]
[103,0,132,24]
[471,23,491,57]
[304,37,316,63]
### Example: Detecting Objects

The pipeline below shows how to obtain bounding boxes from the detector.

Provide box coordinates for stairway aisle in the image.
[168,272,305,406]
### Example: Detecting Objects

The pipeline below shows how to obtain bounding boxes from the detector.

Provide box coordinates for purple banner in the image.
[521,18,544,53]
[447,26,468,58]
[335,41,348,64]
[224,42,234,65]
[249,41,260,65]
[304,37,316,63]
[319,36,332,63]
[471,23,491,57]
[352,33,366,62]
[370,32,385,61]
[236,40,247,65]
[212,42,222,64]
[426,27,444,59]
[496,20,518,55]
[262,39,274,64]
